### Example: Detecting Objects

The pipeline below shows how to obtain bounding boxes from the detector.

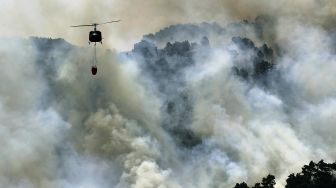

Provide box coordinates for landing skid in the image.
[88,41,103,45]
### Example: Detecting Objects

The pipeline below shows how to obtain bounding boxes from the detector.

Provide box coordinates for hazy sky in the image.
[1,0,335,50]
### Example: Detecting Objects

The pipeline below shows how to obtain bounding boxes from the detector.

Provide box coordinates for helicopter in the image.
[71,20,120,75]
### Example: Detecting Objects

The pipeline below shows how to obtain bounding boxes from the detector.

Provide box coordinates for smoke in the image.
[1,0,336,50]
[0,38,169,187]
[1,1,336,188]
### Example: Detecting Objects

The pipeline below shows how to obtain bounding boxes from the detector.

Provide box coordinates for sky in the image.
[1,0,335,50]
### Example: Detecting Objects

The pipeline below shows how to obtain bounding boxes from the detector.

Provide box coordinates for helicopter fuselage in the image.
[71,20,120,75]
[89,30,102,43]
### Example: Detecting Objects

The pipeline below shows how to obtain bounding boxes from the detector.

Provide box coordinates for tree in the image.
[261,175,276,188]
[233,161,336,188]
[285,160,336,188]
[233,174,276,188]
[233,182,249,188]
[252,183,262,188]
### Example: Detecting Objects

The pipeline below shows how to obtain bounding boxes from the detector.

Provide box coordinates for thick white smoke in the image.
[1,1,336,188]
[0,38,171,187]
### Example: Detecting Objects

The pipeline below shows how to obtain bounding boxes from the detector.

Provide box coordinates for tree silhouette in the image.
[261,175,276,188]
[285,160,336,188]
[252,174,275,188]
[234,182,249,188]
[252,183,262,188]
[233,174,275,188]
[233,160,336,188]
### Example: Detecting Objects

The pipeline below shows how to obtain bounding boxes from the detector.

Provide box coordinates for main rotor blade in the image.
[99,20,121,25]
[70,24,94,27]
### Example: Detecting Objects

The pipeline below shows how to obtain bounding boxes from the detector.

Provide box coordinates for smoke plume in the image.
[1,1,336,188]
